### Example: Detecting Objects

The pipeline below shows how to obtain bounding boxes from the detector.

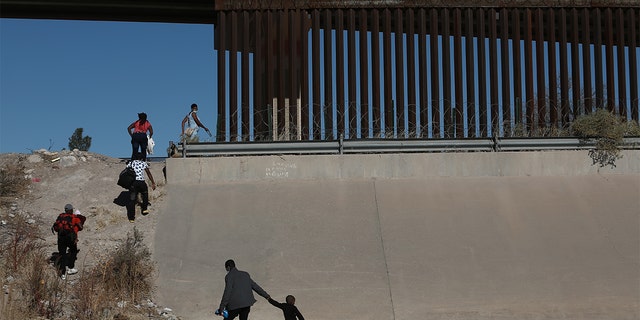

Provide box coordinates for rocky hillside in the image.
[0,149,180,319]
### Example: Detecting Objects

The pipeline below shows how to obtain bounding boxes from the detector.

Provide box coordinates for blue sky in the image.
[1,19,218,158]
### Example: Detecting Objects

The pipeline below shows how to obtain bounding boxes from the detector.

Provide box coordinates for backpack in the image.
[52,212,86,236]
[117,166,136,189]
[53,213,74,235]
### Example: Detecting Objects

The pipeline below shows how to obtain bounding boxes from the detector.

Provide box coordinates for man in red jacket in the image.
[52,204,86,279]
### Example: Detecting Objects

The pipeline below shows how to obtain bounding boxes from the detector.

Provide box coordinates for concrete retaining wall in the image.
[166,150,640,183]
[156,150,640,319]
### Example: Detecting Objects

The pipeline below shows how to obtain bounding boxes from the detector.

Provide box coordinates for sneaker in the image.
[141,209,149,215]
[129,219,135,223]
[67,268,78,275]
[60,274,66,280]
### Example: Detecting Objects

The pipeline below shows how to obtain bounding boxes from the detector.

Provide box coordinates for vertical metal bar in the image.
[512,9,523,127]
[536,8,546,129]
[559,9,570,124]
[371,9,381,137]
[419,8,429,137]
[488,8,499,135]
[300,10,310,140]
[348,9,357,138]
[442,8,451,137]
[465,8,476,137]
[216,11,227,141]
[547,9,559,128]
[312,9,321,139]
[605,8,615,112]
[500,8,511,134]
[230,11,238,141]
[266,10,276,138]
[359,9,369,138]
[616,8,627,118]
[571,8,581,117]
[336,9,345,137]
[524,9,534,132]
[325,9,334,139]
[242,11,250,139]
[476,8,487,136]
[407,9,417,136]
[290,10,300,139]
[384,9,393,136]
[254,11,265,139]
[453,8,463,138]
[430,8,440,137]
[582,8,592,114]
[289,9,302,137]
[278,9,288,139]
[593,8,604,109]
[395,8,406,137]
[629,8,639,121]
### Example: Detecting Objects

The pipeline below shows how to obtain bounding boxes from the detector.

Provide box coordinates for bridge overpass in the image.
[155,150,639,319]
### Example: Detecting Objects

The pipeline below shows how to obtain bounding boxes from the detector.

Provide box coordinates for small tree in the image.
[68,128,92,151]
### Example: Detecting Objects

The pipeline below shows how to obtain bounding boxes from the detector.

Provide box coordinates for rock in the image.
[60,156,78,167]
[27,154,43,163]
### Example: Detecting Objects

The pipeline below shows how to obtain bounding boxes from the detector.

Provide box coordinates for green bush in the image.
[68,128,92,151]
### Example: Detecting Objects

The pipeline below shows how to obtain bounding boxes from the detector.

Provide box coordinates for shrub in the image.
[0,213,65,319]
[68,128,92,151]
[0,160,30,207]
[72,227,155,320]
[571,109,640,168]
[1,215,158,319]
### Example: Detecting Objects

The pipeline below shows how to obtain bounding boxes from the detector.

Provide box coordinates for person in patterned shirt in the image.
[126,152,156,222]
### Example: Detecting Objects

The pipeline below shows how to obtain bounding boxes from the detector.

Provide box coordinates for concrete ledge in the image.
[166,150,640,184]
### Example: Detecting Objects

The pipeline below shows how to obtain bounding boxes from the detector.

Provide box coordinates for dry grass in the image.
[571,109,640,167]
[0,160,31,207]
[71,227,155,320]
[1,213,157,319]
[0,213,66,319]
[0,221,155,320]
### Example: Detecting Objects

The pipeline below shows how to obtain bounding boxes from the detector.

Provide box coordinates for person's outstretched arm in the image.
[145,168,156,190]
[267,298,283,309]
[295,306,305,320]
[251,279,270,300]
[192,113,210,133]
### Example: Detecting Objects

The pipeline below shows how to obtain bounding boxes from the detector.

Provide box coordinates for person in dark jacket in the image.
[126,152,156,221]
[216,259,271,320]
[51,204,86,279]
[268,295,305,320]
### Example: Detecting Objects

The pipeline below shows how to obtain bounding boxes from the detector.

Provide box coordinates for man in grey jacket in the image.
[216,259,271,320]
